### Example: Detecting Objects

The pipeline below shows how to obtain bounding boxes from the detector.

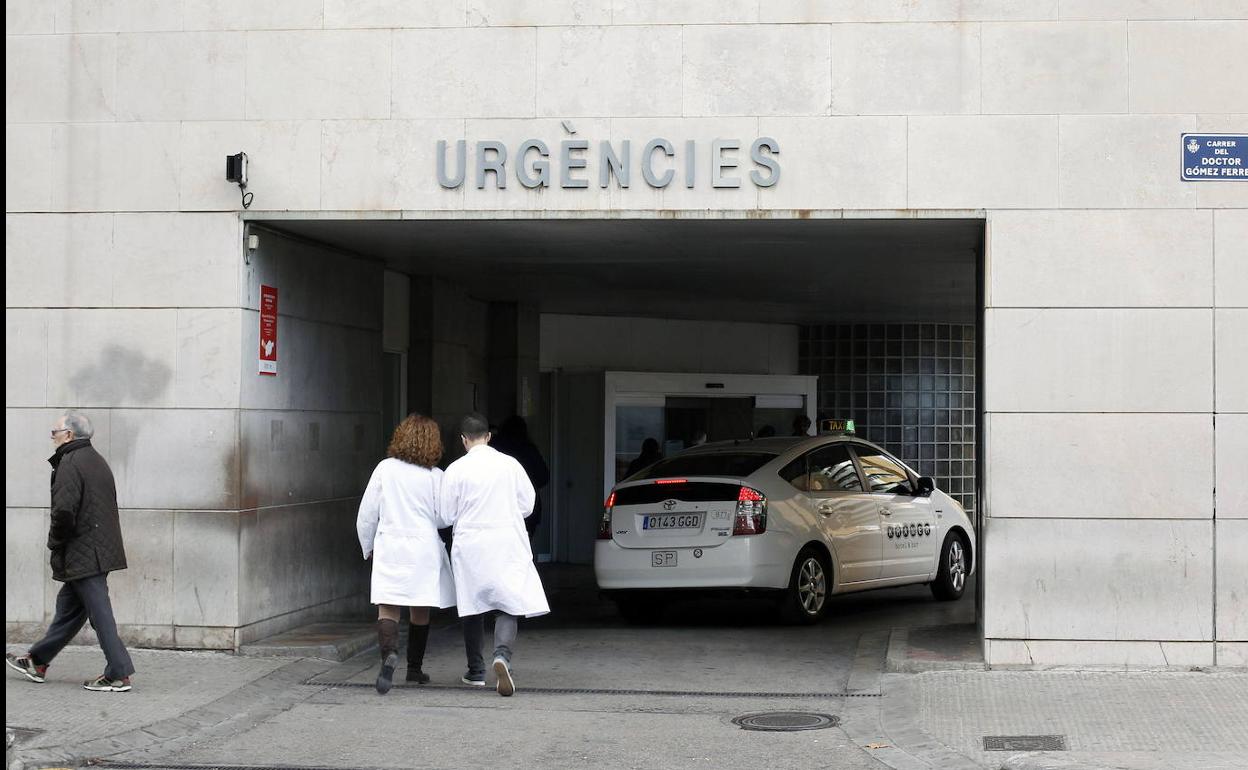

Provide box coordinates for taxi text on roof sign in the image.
[820,419,855,435]
[1181,134,1247,181]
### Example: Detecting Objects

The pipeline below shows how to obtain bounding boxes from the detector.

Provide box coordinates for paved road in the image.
[14,570,1246,770]
[9,572,970,770]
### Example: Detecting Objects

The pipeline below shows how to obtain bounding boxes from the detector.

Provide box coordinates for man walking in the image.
[439,413,549,696]
[5,412,135,692]
[489,415,550,539]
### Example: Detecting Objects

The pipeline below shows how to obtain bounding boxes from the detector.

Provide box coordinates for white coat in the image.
[356,458,456,608]
[439,444,550,618]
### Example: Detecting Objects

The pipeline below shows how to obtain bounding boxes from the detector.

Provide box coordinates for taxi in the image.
[593,420,976,623]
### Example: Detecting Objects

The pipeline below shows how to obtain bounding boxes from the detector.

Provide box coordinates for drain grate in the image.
[311,680,876,698]
[983,735,1068,752]
[732,712,839,732]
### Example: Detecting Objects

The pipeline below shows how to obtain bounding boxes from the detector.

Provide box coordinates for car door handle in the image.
[878,506,892,516]
[817,503,836,516]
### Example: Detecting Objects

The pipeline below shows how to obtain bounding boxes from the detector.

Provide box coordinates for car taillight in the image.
[597,491,616,540]
[734,486,767,535]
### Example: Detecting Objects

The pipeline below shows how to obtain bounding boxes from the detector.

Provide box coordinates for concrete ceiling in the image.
[269,217,982,325]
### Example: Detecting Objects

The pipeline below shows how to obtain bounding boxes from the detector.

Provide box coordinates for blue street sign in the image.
[1181,134,1247,181]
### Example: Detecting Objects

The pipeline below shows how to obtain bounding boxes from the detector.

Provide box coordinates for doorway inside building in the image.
[604,371,817,489]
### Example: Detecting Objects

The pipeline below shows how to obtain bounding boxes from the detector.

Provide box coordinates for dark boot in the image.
[405,622,431,684]
[375,619,399,695]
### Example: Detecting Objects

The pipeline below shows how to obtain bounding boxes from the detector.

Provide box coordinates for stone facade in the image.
[5,2,1246,664]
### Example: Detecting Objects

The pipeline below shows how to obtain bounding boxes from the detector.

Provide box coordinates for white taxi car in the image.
[594,429,976,624]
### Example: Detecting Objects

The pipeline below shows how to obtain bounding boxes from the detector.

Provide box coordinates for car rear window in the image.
[632,452,778,480]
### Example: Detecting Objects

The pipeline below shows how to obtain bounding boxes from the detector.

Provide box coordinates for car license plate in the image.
[642,514,701,530]
[651,550,677,568]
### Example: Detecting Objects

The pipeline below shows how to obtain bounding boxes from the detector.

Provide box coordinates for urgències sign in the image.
[437,136,780,190]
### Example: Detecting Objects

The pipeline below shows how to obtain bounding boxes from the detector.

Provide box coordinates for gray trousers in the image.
[29,573,135,681]
[463,612,519,676]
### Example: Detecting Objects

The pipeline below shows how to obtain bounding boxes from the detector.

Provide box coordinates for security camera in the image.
[226,152,248,187]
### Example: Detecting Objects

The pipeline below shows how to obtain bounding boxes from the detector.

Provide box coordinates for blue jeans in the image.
[462,612,518,676]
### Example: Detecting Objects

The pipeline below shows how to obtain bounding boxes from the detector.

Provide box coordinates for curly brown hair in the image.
[387,414,442,468]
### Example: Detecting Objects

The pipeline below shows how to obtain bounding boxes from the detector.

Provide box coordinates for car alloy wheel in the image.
[931,532,968,602]
[948,539,966,593]
[797,556,826,616]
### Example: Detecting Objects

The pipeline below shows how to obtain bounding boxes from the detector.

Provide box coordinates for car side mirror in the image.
[916,477,936,497]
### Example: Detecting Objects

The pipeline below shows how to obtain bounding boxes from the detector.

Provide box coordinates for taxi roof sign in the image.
[820,418,855,435]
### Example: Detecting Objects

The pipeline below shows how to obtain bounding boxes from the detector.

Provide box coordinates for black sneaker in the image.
[493,656,515,697]
[5,653,46,684]
[376,653,398,695]
[461,671,486,687]
[405,668,431,684]
[83,675,131,692]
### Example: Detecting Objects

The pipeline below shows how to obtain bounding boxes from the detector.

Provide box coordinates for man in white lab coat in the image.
[439,413,550,696]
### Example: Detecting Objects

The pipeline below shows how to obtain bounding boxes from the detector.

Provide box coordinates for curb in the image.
[999,751,1248,770]
[885,628,988,674]
[238,632,376,662]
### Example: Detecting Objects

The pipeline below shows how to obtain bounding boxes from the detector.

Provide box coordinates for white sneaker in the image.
[493,656,515,697]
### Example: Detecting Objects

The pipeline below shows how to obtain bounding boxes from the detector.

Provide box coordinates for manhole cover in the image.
[732,712,839,732]
[983,735,1067,751]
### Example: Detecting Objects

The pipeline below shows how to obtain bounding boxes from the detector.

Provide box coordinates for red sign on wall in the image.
[259,285,278,376]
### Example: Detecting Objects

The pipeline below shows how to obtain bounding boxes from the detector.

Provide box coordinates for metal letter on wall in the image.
[599,140,631,188]
[750,137,781,187]
[476,141,507,189]
[712,139,741,188]
[437,140,466,188]
[642,138,675,188]
[685,139,696,188]
[560,140,590,188]
[517,139,551,188]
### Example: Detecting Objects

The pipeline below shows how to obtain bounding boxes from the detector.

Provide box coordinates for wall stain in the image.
[69,344,172,404]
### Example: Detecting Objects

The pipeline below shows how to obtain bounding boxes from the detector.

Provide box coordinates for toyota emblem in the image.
[663,499,678,511]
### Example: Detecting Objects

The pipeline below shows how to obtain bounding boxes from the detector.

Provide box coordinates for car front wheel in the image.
[930,533,968,601]
[778,547,830,625]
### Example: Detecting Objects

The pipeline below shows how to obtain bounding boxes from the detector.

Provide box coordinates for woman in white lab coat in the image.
[356,414,456,695]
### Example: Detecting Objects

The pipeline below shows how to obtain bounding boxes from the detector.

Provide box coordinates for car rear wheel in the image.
[778,547,830,625]
[930,533,968,601]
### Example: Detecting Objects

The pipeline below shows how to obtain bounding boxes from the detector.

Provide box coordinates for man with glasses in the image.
[5,412,134,692]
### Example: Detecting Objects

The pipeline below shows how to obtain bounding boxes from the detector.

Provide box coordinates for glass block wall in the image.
[799,323,978,516]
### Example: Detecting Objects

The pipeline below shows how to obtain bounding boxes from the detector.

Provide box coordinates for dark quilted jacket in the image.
[47,439,127,582]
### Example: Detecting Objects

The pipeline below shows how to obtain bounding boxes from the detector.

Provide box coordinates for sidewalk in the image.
[879,669,1248,770]
[8,636,1247,770]
[5,644,325,770]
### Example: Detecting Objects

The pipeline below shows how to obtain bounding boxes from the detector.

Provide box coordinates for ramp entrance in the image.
[258,215,984,626]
